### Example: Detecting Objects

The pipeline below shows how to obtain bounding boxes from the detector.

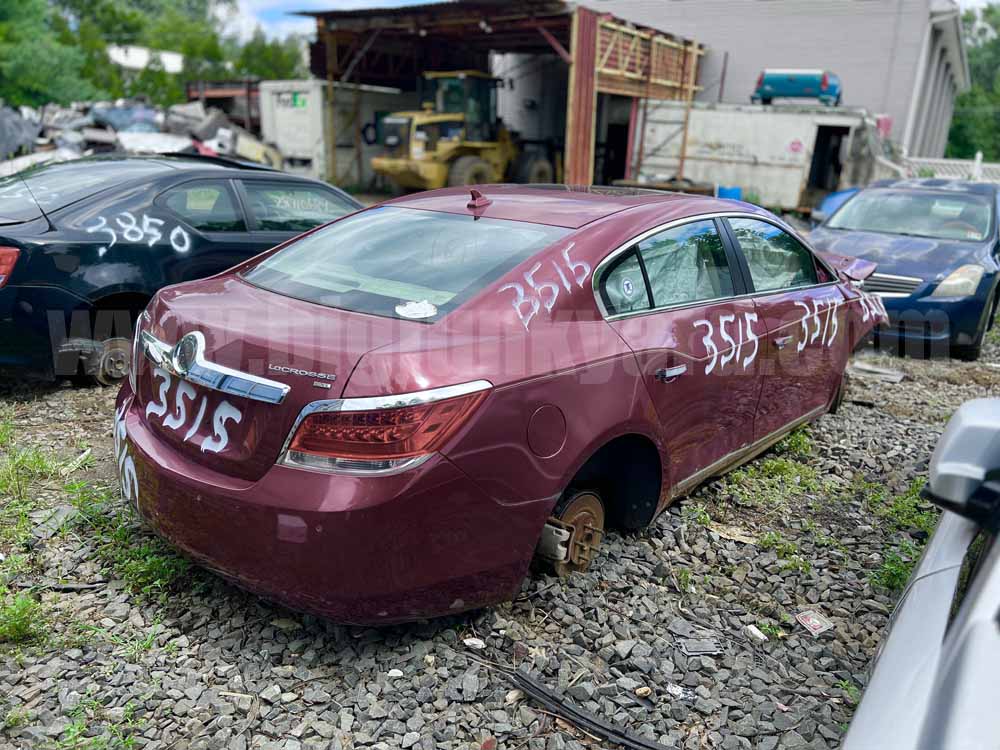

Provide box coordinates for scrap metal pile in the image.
[0,99,282,175]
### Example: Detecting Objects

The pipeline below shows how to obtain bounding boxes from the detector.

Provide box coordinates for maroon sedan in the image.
[114,185,885,624]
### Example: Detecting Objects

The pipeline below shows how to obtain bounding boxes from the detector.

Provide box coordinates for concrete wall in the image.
[593,0,962,157]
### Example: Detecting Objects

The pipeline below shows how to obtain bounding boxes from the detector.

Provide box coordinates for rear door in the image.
[603,218,763,491]
[154,178,264,282]
[723,216,848,441]
[236,178,358,248]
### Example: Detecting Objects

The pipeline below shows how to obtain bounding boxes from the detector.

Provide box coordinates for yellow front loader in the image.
[371,70,554,191]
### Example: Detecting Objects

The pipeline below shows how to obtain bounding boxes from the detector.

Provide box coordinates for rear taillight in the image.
[0,247,20,288]
[756,72,764,90]
[280,380,492,475]
[821,72,829,91]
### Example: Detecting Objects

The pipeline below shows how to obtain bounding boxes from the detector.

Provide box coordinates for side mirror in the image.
[925,398,1000,531]
[811,209,828,225]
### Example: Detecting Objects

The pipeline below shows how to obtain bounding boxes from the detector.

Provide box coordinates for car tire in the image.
[953,292,997,362]
[549,489,605,577]
[513,153,554,184]
[448,155,492,187]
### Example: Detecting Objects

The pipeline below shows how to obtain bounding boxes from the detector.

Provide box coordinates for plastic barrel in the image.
[718,186,742,201]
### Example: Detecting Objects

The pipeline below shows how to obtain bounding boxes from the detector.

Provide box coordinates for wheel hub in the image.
[550,491,605,576]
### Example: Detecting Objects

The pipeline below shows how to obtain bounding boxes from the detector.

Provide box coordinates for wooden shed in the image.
[301,1,703,185]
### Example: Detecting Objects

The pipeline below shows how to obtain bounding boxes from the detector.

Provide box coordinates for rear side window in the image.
[729,217,818,292]
[640,220,735,307]
[242,181,354,232]
[161,180,245,232]
[242,206,571,321]
[0,159,169,222]
[601,250,651,315]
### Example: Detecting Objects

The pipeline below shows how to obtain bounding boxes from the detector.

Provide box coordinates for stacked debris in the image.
[0,96,284,176]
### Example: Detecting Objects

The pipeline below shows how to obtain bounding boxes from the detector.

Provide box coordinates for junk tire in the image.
[448,155,492,186]
[514,154,554,184]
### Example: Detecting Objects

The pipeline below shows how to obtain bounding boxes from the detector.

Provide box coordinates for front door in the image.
[723,217,849,441]
[603,218,764,490]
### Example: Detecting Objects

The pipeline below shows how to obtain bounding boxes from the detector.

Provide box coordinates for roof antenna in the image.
[467,188,491,210]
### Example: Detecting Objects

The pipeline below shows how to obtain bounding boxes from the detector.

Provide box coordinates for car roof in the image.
[383,184,746,229]
[868,178,997,196]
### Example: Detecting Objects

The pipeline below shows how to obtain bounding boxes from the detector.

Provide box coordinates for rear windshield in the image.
[242,206,571,321]
[0,159,170,222]
[827,189,994,242]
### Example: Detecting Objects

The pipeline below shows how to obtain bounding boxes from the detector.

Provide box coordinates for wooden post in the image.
[564,7,599,185]
[676,43,698,181]
[324,29,339,185]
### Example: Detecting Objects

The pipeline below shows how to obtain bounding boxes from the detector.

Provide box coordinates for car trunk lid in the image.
[134,274,413,481]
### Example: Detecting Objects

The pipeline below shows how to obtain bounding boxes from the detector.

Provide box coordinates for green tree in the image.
[0,0,99,106]
[127,52,183,106]
[234,28,304,80]
[947,5,1000,159]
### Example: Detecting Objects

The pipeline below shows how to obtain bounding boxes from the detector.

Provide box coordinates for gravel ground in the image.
[1,331,998,750]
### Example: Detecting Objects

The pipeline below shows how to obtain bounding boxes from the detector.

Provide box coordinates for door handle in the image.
[655,364,687,383]
[774,335,794,349]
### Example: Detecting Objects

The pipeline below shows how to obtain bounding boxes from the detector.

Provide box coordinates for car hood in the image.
[809,227,989,280]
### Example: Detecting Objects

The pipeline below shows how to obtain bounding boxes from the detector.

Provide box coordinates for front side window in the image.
[729,218,818,293]
[639,220,735,307]
[242,206,570,321]
[242,181,354,232]
[161,180,245,232]
[600,250,651,315]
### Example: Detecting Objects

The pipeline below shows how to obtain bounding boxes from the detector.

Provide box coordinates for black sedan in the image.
[0,155,361,383]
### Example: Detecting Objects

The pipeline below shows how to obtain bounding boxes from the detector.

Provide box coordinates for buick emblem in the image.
[171,332,203,376]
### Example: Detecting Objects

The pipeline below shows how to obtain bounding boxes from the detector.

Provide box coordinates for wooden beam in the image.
[564,7,598,185]
[536,24,571,64]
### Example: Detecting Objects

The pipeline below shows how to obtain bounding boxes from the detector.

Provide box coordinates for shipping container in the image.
[259,80,419,186]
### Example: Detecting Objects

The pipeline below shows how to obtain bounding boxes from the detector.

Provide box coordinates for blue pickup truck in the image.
[751,69,842,106]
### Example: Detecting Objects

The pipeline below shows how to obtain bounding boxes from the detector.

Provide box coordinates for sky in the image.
[219,0,436,39]
[224,0,991,40]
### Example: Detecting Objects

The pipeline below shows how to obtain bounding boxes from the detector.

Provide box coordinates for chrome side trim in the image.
[592,211,839,321]
[140,330,290,405]
[669,403,827,500]
[867,271,924,283]
[277,379,494,473]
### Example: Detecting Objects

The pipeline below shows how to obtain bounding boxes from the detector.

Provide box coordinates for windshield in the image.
[827,189,994,242]
[242,206,571,321]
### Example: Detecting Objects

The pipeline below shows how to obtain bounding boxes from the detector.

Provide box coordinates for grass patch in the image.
[3,707,29,729]
[57,697,143,750]
[0,413,60,549]
[726,455,821,508]
[756,620,785,640]
[759,531,813,574]
[81,621,161,663]
[0,591,46,645]
[682,502,711,527]
[835,678,861,705]
[870,540,919,592]
[67,482,192,600]
[775,426,812,459]
[875,479,937,535]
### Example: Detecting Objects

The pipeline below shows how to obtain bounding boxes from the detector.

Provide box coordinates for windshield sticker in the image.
[395,300,438,319]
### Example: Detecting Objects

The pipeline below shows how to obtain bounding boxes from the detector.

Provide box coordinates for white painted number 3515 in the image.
[146,367,243,453]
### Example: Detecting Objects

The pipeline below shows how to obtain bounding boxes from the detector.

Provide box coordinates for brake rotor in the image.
[552,490,605,577]
[96,337,132,386]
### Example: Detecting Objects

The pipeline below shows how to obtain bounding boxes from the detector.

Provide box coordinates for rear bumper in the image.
[867,291,992,354]
[0,284,80,379]
[116,387,552,624]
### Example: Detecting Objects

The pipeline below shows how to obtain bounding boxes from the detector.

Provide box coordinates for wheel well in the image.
[88,292,151,340]
[566,434,662,532]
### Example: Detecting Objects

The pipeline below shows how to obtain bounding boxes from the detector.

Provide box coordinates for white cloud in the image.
[219,0,440,40]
